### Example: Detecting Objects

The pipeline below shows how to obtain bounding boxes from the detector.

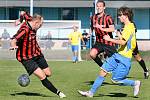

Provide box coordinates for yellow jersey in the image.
[118,23,136,58]
[68,31,82,45]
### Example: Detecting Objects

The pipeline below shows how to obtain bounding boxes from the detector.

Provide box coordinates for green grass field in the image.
[0,59,150,100]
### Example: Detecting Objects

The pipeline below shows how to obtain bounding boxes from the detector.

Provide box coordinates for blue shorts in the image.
[71,45,78,52]
[101,53,131,81]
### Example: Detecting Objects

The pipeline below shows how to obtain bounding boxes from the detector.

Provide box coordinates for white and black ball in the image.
[17,74,30,87]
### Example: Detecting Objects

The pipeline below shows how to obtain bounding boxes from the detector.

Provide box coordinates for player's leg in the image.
[134,53,148,72]
[34,55,52,77]
[23,56,66,98]
[37,55,66,98]
[71,45,78,62]
[90,42,103,67]
[111,55,141,96]
[78,54,116,97]
[78,69,107,97]
[43,67,52,77]
[74,45,78,62]
[33,68,64,97]
[132,44,149,79]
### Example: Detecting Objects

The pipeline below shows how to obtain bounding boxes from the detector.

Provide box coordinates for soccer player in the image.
[87,0,117,67]
[133,44,149,79]
[132,30,149,79]
[68,25,85,63]
[117,25,149,79]
[78,7,141,97]
[10,11,66,98]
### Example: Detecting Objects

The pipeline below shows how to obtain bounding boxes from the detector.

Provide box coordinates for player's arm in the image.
[68,38,71,44]
[10,29,26,50]
[68,34,72,44]
[95,24,115,32]
[85,27,92,39]
[10,38,18,50]
[103,35,126,45]
[86,16,94,38]
[109,27,134,45]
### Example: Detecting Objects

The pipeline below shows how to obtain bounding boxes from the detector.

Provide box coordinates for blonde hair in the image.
[32,14,43,21]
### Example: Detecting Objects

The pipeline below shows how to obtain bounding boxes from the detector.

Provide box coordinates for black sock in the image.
[93,55,103,67]
[138,59,148,72]
[41,77,60,95]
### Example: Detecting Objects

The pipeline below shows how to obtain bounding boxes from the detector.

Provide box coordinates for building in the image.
[0,0,150,41]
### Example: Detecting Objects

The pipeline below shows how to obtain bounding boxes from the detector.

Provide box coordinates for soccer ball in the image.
[17,74,30,87]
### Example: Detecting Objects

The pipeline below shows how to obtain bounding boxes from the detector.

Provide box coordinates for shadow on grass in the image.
[84,81,118,86]
[95,93,127,97]
[10,91,52,97]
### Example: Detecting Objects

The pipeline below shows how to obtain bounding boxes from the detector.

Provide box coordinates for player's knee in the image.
[40,76,47,80]
[46,73,52,77]
[90,51,97,58]
[45,71,52,77]
[99,69,107,77]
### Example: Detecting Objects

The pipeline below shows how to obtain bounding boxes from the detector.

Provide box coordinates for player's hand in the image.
[103,35,110,41]
[9,46,18,50]
[94,24,103,29]
[20,11,26,15]
[116,30,121,35]
[115,30,122,39]
[14,19,21,26]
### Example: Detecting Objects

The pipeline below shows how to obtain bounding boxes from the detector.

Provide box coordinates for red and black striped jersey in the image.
[13,21,42,62]
[90,13,115,46]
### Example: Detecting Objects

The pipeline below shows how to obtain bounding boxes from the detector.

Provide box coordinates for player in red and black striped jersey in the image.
[10,11,66,98]
[88,0,117,67]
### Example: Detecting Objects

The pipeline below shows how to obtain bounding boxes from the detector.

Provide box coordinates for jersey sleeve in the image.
[79,32,83,38]
[13,28,27,41]
[121,27,132,42]
[68,33,72,39]
[106,15,114,26]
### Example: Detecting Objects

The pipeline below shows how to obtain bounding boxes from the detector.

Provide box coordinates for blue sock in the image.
[75,56,78,61]
[72,56,75,61]
[118,79,135,86]
[90,76,105,94]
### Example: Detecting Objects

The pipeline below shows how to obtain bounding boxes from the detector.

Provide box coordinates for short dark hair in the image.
[118,7,133,22]
[97,0,105,7]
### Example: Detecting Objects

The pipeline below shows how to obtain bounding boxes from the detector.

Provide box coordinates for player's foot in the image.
[144,71,149,79]
[133,80,141,97]
[59,92,66,98]
[73,61,77,63]
[78,90,93,97]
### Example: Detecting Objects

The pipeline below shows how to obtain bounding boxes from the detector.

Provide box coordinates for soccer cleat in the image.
[59,92,66,98]
[133,80,141,97]
[144,71,149,79]
[78,90,93,97]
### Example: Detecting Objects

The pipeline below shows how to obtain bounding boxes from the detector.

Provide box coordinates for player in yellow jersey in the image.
[117,24,149,79]
[78,7,141,97]
[68,25,85,63]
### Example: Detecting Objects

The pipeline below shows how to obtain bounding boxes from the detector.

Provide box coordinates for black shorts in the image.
[92,42,117,57]
[132,42,139,56]
[21,55,49,76]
